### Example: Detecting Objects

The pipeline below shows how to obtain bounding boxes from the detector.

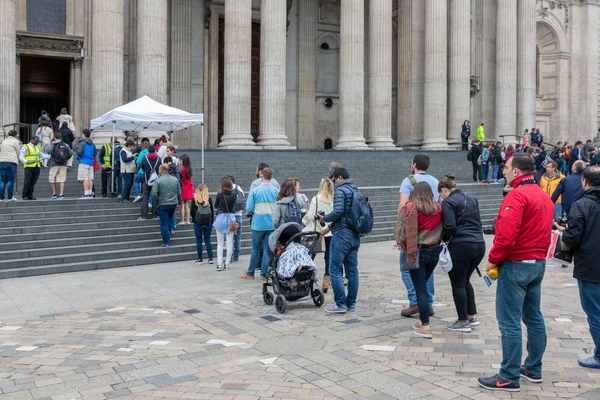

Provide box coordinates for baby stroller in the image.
[262,222,325,313]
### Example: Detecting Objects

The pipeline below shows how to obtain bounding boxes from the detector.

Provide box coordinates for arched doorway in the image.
[324,138,333,150]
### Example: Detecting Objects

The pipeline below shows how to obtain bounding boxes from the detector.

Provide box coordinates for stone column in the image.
[137,0,168,104]
[447,0,470,147]
[257,0,292,148]
[0,0,17,134]
[494,0,517,144]
[422,0,449,149]
[581,2,599,138]
[90,0,124,143]
[170,0,192,147]
[517,0,536,138]
[338,0,368,149]
[297,0,317,149]
[397,0,425,148]
[72,59,83,134]
[219,0,255,148]
[366,0,394,148]
[190,0,204,149]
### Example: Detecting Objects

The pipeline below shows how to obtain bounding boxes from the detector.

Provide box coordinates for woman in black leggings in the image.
[439,173,486,333]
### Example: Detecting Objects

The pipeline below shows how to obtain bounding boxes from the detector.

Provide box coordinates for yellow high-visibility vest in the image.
[103,143,112,168]
[24,143,41,168]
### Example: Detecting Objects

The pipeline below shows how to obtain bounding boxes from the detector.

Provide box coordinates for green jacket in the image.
[151,174,182,207]
[476,125,485,142]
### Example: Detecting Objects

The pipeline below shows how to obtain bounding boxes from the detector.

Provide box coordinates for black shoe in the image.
[478,375,520,392]
[30,197,37,200]
[102,194,107,198]
[520,366,542,383]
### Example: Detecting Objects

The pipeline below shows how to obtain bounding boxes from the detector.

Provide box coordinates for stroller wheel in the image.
[312,288,325,307]
[263,291,274,305]
[275,295,287,314]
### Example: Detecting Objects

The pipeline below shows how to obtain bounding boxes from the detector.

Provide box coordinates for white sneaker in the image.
[133,196,142,203]
[79,195,88,199]
[7,197,17,202]
[224,265,230,270]
[148,203,152,208]
[216,265,223,271]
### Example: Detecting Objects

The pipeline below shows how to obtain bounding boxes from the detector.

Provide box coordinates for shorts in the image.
[77,164,94,181]
[49,166,67,183]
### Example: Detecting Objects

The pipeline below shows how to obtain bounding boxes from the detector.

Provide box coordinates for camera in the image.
[556,215,568,228]
[483,218,496,235]
[315,211,326,227]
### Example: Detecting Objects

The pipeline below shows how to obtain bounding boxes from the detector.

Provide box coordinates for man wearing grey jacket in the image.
[151,164,182,247]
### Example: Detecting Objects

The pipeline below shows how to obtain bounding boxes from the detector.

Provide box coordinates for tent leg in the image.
[110,122,115,196]
[201,123,205,184]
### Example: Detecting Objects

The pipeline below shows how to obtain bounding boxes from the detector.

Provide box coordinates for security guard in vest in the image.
[98,139,114,197]
[19,135,42,200]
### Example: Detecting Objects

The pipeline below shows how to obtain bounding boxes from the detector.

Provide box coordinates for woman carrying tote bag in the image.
[439,173,486,333]
[213,176,238,271]
[395,182,443,338]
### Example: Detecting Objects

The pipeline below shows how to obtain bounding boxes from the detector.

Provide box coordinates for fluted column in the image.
[422,0,449,149]
[219,0,255,148]
[91,0,124,143]
[447,0,470,147]
[298,0,317,149]
[257,0,292,148]
[338,0,368,149]
[517,0,536,142]
[494,0,517,143]
[170,0,192,147]
[366,0,394,148]
[0,0,16,134]
[72,59,83,134]
[137,0,168,104]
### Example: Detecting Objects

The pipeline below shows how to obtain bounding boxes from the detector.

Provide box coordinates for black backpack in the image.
[467,149,473,162]
[195,202,212,224]
[52,142,70,164]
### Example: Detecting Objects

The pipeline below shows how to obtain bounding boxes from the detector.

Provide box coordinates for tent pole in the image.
[110,121,115,195]
[201,123,205,184]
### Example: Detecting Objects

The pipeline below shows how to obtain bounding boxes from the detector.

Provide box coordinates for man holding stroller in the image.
[318,168,361,314]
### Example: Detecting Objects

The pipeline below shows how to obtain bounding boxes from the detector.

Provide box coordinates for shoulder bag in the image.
[223,194,239,234]
[439,193,467,273]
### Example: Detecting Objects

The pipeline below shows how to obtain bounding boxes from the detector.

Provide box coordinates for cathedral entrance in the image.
[19,56,71,139]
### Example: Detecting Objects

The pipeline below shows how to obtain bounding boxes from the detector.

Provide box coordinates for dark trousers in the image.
[158,204,177,245]
[121,173,134,201]
[22,167,40,199]
[461,138,469,150]
[140,183,156,218]
[578,279,600,361]
[408,245,440,325]
[101,168,112,196]
[194,223,214,260]
[448,242,486,321]
[311,235,333,276]
[472,161,482,182]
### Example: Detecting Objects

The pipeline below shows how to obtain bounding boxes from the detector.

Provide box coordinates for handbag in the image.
[402,248,420,271]
[223,194,239,234]
[440,193,468,273]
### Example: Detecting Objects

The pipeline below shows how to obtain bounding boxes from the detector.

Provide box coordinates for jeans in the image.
[492,164,500,181]
[330,229,360,310]
[233,215,242,261]
[448,242,486,321]
[578,279,600,361]
[247,230,272,277]
[157,204,177,245]
[472,162,482,182]
[121,172,134,201]
[22,167,40,199]
[400,252,434,308]
[134,173,143,197]
[554,203,563,221]
[407,246,440,325]
[496,260,547,384]
[0,162,17,200]
[194,223,213,261]
[481,162,490,181]
[217,230,234,267]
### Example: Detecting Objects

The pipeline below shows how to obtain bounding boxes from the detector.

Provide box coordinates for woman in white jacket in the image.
[302,178,334,292]
[55,108,75,132]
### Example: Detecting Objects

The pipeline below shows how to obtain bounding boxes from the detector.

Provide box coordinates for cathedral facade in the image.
[0,0,597,148]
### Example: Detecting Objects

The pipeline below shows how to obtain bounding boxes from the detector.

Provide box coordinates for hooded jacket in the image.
[76,137,95,166]
[58,126,74,149]
[272,196,305,229]
[562,187,600,283]
[323,179,358,233]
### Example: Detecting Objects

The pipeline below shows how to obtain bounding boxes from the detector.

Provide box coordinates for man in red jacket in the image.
[478,154,554,392]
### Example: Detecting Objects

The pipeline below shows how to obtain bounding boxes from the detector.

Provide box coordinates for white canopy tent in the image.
[90,96,205,186]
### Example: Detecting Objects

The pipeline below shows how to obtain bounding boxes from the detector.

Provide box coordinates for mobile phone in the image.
[483,275,493,287]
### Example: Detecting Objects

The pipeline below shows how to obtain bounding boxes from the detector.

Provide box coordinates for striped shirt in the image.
[246,183,279,231]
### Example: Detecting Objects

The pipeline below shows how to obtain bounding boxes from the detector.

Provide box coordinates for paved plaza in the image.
[0,237,598,400]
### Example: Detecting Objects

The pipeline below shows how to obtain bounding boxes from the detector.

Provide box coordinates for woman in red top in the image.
[179,154,194,225]
[395,182,443,338]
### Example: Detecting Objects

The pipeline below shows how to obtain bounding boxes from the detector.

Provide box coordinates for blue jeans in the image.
[0,162,17,200]
[408,246,440,325]
[157,205,177,245]
[400,252,434,308]
[578,279,600,361]
[554,204,563,221]
[121,173,134,201]
[496,260,547,384]
[330,229,360,310]
[233,215,242,260]
[481,162,489,181]
[134,173,143,197]
[194,223,213,261]
[247,230,272,277]
[492,164,500,181]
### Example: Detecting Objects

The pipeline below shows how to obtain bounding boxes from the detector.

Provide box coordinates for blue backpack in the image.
[284,200,303,225]
[347,188,373,235]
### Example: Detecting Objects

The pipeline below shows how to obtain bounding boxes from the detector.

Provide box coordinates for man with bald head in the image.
[551,160,586,218]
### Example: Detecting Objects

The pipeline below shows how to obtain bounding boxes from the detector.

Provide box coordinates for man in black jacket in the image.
[551,161,585,217]
[470,140,483,182]
[562,165,600,369]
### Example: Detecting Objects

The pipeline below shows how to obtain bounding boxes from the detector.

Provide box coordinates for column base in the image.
[335,136,370,150]
[420,138,451,150]
[447,139,463,149]
[256,134,293,148]
[366,137,396,148]
[218,133,256,148]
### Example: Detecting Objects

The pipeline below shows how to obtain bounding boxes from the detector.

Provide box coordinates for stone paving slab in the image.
[0,238,599,399]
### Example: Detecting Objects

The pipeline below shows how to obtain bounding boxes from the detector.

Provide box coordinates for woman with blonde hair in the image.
[302,177,335,292]
[190,184,214,265]
[395,182,443,338]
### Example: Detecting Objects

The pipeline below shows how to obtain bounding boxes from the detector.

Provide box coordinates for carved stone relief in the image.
[15,32,84,56]
[319,0,340,25]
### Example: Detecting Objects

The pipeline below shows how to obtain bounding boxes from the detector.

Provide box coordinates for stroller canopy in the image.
[268,222,303,253]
